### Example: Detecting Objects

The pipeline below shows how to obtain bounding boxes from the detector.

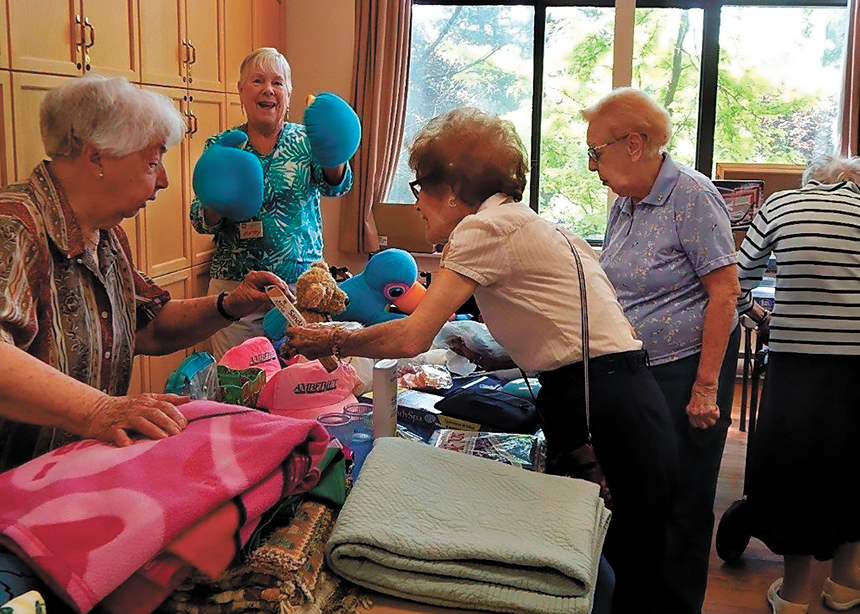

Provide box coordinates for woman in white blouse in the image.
[285,107,679,614]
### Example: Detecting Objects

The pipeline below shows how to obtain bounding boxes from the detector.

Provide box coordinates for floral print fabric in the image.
[0,162,170,470]
[599,154,737,365]
[190,123,353,284]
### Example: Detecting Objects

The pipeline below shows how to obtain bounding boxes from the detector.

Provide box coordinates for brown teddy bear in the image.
[295,261,349,323]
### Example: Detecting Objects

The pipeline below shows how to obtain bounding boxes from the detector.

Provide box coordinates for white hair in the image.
[238,47,293,94]
[803,154,860,185]
[40,74,186,159]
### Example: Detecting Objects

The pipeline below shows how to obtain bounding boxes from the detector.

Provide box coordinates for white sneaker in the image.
[822,577,860,611]
[768,578,809,614]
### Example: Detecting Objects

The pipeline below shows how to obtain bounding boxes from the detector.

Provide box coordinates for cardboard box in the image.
[373,202,437,254]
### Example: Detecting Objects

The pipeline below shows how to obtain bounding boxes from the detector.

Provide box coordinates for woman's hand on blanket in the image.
[87,393,191,447]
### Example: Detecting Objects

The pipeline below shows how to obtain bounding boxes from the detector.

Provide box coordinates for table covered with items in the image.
[0,316,613,614]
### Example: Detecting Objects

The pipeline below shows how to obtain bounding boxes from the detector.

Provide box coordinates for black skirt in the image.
[747,351,860,560]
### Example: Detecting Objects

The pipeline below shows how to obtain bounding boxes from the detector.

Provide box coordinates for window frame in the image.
[412,0,848,211]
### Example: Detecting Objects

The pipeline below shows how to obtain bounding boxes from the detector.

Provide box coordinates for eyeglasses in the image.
[587,133,630,162]
[409,173,435,199]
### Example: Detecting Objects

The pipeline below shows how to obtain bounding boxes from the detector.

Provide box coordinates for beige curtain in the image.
[839,0,859,156]
[339,0,412,254]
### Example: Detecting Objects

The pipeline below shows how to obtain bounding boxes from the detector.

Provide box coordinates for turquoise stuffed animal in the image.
[191,129,263,220]
[333,249,425,326]
[303,93,361,167]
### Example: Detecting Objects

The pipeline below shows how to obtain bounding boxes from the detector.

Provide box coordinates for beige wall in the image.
[285,0,368,274]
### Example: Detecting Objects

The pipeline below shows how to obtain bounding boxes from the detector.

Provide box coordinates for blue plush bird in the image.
[191,129,264,220]
[303,92,361,167]
[333,249,424,326]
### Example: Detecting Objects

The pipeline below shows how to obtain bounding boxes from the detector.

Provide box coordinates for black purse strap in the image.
[557,230,591,436]
[518,229,592,438]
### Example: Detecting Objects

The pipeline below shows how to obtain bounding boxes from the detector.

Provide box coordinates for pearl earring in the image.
[98,171,104,179]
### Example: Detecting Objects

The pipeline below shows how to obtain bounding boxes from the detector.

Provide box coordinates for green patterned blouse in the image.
[190,122,353,284]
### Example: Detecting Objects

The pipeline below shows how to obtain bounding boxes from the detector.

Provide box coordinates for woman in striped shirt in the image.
[737,155,860,614]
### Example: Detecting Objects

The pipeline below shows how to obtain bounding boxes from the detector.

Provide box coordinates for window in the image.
[389,0,848,241]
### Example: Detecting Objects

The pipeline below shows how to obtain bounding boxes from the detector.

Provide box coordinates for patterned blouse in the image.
[600,153,737,366]
[0,162,170,470]
[190,122,354,284]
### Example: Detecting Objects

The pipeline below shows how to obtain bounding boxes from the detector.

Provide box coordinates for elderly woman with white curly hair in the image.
[0,74,287,473]
[737,154,860,614]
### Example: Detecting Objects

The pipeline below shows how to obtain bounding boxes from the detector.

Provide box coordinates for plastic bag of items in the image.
[429,429,547,472]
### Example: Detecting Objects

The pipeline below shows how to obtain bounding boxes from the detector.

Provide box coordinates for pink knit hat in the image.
[257,360,359,420]
[218,337,282,381]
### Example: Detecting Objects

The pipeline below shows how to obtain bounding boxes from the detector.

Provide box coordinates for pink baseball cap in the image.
[257,360,359,420]
[218,336,282,381]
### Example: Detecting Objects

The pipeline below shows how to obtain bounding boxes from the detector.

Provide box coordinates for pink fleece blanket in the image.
[0,401,329,614]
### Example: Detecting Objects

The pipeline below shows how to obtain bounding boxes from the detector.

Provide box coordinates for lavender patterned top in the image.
[599,153,737,365]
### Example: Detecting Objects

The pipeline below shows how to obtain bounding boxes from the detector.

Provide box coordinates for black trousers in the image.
[537,351,679,614]
[649,324,741,614]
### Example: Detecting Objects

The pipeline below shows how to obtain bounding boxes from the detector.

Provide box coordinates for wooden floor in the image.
[702,382,833,614]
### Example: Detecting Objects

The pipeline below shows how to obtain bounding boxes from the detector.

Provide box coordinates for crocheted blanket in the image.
[325,438,611,614]
[160,498,370,614]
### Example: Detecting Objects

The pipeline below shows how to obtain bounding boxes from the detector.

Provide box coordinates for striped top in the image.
[737,180,860,355]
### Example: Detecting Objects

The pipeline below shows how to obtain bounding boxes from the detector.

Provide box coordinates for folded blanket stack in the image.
[0,401,329,614]
[160,498,370,614]
[325,438,611,614]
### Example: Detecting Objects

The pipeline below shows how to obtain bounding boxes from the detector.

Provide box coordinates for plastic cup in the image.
[316,412,353,446]
[344,403,374,479]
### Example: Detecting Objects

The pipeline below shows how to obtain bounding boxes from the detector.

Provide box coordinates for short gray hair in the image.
[40,74,186,159]
[581,87,672,156]
[803,154,860,185]
[238,47,292,94]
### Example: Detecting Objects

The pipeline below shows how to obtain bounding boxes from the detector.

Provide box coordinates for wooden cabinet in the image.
[140,0,226,92]
[80,0,140,80]
[192,262,214,354]
[8,0,138,80]
[141,86,228,277]
[145,269,193,393]
[4,2,283,392]
[187,90,227,265]
[227,93,245,127]
[0,3,8,70]
[142,85,192,278]
[0,71,14,188]
[10,73,69,183]
[224,0,284,93]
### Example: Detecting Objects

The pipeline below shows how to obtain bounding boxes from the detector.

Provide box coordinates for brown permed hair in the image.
[408,107,528,207]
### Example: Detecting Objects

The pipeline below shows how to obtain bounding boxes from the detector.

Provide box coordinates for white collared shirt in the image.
[442,194,641,372]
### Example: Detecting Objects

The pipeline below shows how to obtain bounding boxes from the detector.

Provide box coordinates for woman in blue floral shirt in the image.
[191,48,353,356]
[582,87,741,614]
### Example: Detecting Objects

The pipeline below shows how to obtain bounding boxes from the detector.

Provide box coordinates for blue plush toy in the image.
[192,129,263,220]
[333,248,426,326]
[303,93,361,167]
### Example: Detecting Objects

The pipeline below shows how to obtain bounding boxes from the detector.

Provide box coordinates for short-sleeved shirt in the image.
[442,194,641,373]
[599,153,737,366]
[190,122,354,284]
[0,162,170,470]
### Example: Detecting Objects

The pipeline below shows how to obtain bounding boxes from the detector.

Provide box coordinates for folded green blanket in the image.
[325,438,611,614]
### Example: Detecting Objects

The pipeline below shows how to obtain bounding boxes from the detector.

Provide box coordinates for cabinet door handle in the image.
[84,17,96,49]
[187,40,197,66]
[74,14,84,69]
[189,111,198,135]
[181,39,190,65]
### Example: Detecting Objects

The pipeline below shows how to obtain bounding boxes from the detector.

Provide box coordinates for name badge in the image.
[239,221,263,240]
